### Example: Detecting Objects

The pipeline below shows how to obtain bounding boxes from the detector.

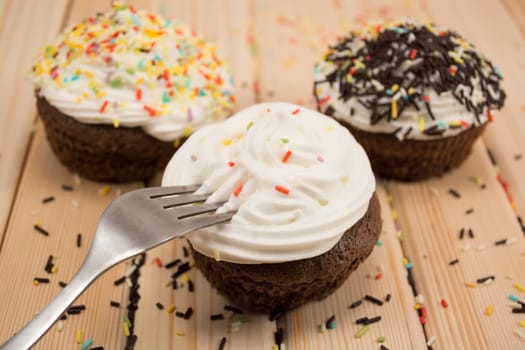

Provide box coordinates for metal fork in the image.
[0,185,235,350]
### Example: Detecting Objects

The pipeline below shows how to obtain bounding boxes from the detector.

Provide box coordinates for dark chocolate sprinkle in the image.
[88,347,104,350]
[385,294,391,302]
[224,305,243,314]
[448,188,461,198]
[459,228,465,240]
[218,337,227,350]
[269,308,285,321]
[325,315,336,328]
[274,328,284,345]
[155,302,164,310]
[110,301,121,308]
[487,148,498,166]
[61,185,74,191]
[476,275,495,284]
[184,307,194,320]
[465,208,474,215]
[42,196,55,204]
[188,279,194,292]
[34,277,49,284]
[34,224,49,237]
[364,294,384,306]
[114,276,126,286]
[380,345,390,350]
[468,228,474,238]
[349,299,363,309]
[175,311,186,318]
[210,313,224,320]
[58,281,68,288]
[182,246,189,257]
[164,259,181,269]
[512,307,525,313]
[76,233,82,248]
[449,258,459,266]
[494,238,507,246]
[355,316,368,324]
[364,315,382,325]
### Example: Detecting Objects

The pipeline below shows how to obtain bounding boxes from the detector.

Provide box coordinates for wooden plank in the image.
[0,126,141,349]
[252,0,427,348]
[387,141,525,349]
[0,0,70,244]
[500,0,525,37]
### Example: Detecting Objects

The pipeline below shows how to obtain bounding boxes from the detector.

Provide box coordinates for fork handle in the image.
[0,255,106,350]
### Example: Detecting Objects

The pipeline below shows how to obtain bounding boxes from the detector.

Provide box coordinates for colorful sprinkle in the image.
[275,185,290,195]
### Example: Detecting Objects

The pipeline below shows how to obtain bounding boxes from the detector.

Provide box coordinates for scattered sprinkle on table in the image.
[42,196,55,204]
[61,184,74,191]
[448,188,461,198]
[449,259,459,266]
[34,224,49,237]
[218,336,227,350]
[355,325,369,338]
[484,304,494,316]
[349,299,363,309]
[365,294,384,306]
[110,301,121,308]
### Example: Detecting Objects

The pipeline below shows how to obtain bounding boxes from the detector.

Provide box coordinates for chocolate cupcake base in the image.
[341,121,487,182]
[37,96,180,182]
[191,193,382,313]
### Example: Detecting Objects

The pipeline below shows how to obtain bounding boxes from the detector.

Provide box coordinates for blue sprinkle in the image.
[137,61,145,70]
[376,239,383,247]
[405,262,413,270]
[154,53,162,61]
[386,89,394,96]
[130,14,141,26]
[80,338,93,350]
[509,294,519,302]
[71,75,79,81]
[438,120,448,129]
[199,89,206,96]
[164,19,172,28]
[63,77,69,83]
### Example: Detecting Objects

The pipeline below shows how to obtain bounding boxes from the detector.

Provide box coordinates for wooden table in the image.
[1,0,524,349]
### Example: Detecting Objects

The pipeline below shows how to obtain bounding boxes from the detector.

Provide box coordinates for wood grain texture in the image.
[0,126,141,349]
[0,0,70,244]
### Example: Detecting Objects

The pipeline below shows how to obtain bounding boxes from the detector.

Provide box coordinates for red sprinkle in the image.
[275,185,290,195]
[233,184,243,197]
[228,161,235,167]
[374,272,383,280]
[99,100,109,113]
[154,257,163,268]
[422,95,431,102]
[421,307,427,318]
[163,69,170,82]
[419,316,426,325]
[136,89,142,101]
[441,299,449,308]
[291,108,300,115]
[409,49,417,60]
[460,120,471,128]
[281,150,293,163]
[318,96,331,107]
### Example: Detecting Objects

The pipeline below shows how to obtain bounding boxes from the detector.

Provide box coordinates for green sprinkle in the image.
[246,121,253,130]
[355,325,369,338]
[509,294,519,302]
[126,68,135,75]
[280,138,289,143]
[377,336,385,343]
[327,321,336,329]
[162,91,171,103]
[376,239,383,247]
[80,338,92,350]
[109,77,123,88]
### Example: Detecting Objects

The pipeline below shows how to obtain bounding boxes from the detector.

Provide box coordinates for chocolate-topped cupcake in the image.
[31,3,234,182]
[313,20,505,181]
[162,102,381,312]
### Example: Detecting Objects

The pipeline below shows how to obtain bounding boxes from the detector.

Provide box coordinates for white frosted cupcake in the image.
[162,102,381,312]
[31,3,234,182]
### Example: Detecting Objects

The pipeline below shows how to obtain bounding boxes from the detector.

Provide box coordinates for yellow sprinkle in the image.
[484,304,494,316]
[83,70,94,79]
[98,185,111,196]
[82,92,89,98]
[51,265,58,274]
[176,331,185,336]
[318,199,328,206]
[391,209,398,220]
[402,258,409,266]
[418,116,424,132]
[515,282,525,292]
[413,303,422,310]
[341,175,349,183]
[33,280,39,286]
[96,91,106,98]
[465,282,477,288]
[391,84,399,92]
[123,322,130,337]
[183,125,193,137]
[166,304,176,314]
[181,274,189,284]
[272,344,279,350]
[144,28,162,38]
[391,99,398,119]
[222,138,232,146]
[75,329,82,344]
[407,87,416,95]
[173,139,181,148]
[112,117,119,128]
[453,56,464,65]
[518,320,525,328]
[135,77,145,85]
[327,125,334,132]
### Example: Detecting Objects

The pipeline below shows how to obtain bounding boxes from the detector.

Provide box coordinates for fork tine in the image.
[183,211,237,230]
[155,193,210,208]
[170,201,226,218]
[146,185,201,199]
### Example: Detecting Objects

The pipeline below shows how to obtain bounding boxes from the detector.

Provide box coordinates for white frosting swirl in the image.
[31,4,234,141]
[162,102,376,264]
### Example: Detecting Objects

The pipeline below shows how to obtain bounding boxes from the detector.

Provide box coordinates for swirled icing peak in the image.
[31,3,234,141]
[313,20,505,140]
[162,102,376,263]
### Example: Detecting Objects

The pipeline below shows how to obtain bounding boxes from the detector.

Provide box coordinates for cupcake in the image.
[313,20,505,181]
[162,102,381,312]
[31,3,234,182]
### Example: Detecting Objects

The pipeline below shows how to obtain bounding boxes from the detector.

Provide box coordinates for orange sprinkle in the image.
[136,89,142,101]
[374,272,383,280]
[233,184,243,197]
[460,120,471,128]
[409,49,417,60]
[275,185,290,195]
[441,299,449,308]
[154,257,163,267]
[318,96,330,106]
[291,108,300,115]
[99,100,109,113]
[228,161,235,167]
[487,109,494,122]
[422,95,430,102]
[143,105,156,116]
[281,150,293,163]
